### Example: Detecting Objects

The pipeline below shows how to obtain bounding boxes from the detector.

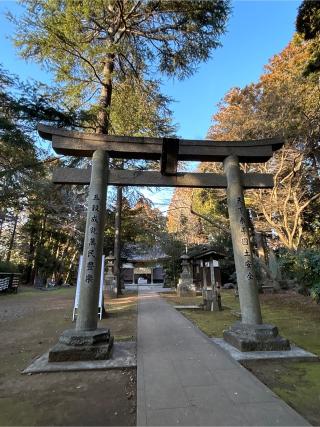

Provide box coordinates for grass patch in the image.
[162,289,320,425]
[0,285,75,300]
[162,291,239,338]
[272,362,320,426]
[103,292,138,342]
[244,360,320,426]
[162,290,320,354]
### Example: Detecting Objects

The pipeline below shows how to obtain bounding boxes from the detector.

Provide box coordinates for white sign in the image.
[135,267,151,275]
[73,255,105,321]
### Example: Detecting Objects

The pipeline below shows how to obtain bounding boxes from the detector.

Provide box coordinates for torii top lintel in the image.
[38,124,283,166]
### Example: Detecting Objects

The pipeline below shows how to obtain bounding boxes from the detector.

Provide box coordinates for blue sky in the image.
[0,0,301,212]
[163,0,301,140]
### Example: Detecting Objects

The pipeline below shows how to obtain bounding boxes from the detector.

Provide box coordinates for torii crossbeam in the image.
[39,123,282,167]
[39,125,290,361]
[52,168,275,188]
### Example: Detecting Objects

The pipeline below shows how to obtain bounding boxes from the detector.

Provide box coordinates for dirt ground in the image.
[0,286,138,426]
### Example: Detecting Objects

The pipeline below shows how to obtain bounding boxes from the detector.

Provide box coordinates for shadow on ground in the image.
[0,287,137,426]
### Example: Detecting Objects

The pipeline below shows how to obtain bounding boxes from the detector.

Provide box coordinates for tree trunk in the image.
[6,214,18,263]
[32,214,47,286]
[65,251,77,284]
[0,213,5,243]
[25,228,35,284]
[93,52,115,314]
[114,185,123,297]
[255,232,268,264]
[97,53,114,134]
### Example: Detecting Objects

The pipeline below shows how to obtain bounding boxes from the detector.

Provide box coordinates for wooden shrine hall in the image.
[186,246,225,290]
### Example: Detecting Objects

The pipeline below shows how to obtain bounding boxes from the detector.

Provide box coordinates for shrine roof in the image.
[186,244,226,261]
[121,244,170,263]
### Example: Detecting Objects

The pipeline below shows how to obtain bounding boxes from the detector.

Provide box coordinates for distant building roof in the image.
[186,244,226,261]
[122,244,170,263]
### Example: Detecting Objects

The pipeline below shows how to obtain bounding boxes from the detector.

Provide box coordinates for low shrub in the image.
[278,249,320,293]
[0,260,20,273]
[310,283,320,304]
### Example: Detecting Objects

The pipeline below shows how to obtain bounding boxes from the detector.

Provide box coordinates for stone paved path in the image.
[137,289,309,426]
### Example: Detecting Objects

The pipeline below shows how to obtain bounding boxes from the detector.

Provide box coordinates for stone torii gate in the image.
[39,124,289,361]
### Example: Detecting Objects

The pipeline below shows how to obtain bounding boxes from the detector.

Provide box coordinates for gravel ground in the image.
[0,287,73,322]
[0,286,137,426]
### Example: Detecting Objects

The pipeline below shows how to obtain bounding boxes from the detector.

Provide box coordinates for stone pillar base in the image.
[202,289,222,311]
[177,284,196,297]
[223,322,290,352]
[48,328,114,362]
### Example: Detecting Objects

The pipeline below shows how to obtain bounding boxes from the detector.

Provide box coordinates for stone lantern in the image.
[105,252,116,296]
[177,254,196,297]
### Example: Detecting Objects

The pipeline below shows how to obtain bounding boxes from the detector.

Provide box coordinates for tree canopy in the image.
[10,0,231,134]
[12,0,230,84]
[296,0,320,74]
[208,36,320,250]
[296,0,320,40]
[168,33,320,252]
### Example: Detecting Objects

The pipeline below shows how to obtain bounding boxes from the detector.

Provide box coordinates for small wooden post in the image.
[202,261,207,290]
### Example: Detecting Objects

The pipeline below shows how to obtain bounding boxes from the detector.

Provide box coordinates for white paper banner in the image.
[73,255,105,321]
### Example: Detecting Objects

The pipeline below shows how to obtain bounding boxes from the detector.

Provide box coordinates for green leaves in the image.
[296,1,320,75]
[296,0,320,41]
[11,0,230,102]
[279,249,320,289]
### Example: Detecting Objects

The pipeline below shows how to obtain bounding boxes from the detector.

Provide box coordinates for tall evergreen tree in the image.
[296,0,320,40]
[296,0,320,74]
[11,1,230,122]
[10,0,230,293]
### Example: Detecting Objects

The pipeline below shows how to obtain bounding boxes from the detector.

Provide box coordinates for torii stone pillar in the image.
[38,124,290,354]
[49,150,113,362]
[223,155,289,351]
